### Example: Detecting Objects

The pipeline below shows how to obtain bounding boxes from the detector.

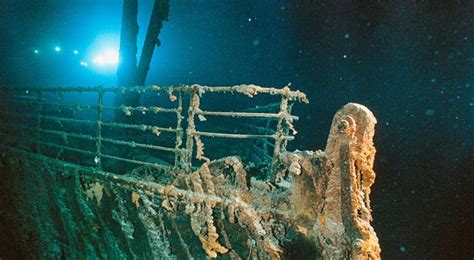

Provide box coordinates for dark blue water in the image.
[0,0,473,258]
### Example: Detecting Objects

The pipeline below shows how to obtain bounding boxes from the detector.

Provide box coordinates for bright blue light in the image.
[54,46,61,52]
[73,50,79,55]
[80,61,88,67]
[34,50,39,54]
[86,33,120,74]
[92,49,119,66]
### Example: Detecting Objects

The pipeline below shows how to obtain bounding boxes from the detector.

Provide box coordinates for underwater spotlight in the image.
[54,46,61,52]
[86,34,120,73]
[33,49,39,54]
[92,56,103,65]
[92,49,119,66]
[73,50,79,55]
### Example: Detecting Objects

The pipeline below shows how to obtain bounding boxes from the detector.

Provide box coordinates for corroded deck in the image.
[0,85,380,259]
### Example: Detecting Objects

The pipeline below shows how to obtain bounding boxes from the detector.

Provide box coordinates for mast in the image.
[137,0,170,86]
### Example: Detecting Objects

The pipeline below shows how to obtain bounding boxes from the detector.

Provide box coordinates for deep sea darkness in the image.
[0,0,473,259]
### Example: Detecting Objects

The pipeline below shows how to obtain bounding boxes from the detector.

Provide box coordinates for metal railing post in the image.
[270,96,289,181]
[184,88,199,172]
[174,92,184,170]
[95,88,104,169]
[281,101,294,153]
[35,90,43,154]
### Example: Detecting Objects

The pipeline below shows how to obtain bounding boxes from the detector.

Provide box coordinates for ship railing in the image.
[0,84,308,175]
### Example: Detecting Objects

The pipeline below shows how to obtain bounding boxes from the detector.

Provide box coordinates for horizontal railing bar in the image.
[189,85,277,94]
[0,137,90,161]
[117,85,304,98]
[1,100,294,120]
[42,103,97,110]
[7,124,177,153]
[1,132,175,170]
[0,111,38,119]
[0,85,167,94]
[1,99,178,114]
[0,111,98,125]
[192,130,294,140]
[0,98,99,110]
[40,128,95,140]
[0,129,96,156]
[1,98,40,105]
[1,134,94,157]
[196,110,298,120]
[0,112,178,134]
[115,105,177,114]
[1,95,39,100]
[0,86,117,93]
[100,137,177,153]
[1,124,92,142]
[38,140,96,156]
[1,84,308,101]
[185,84,308,102]
[0,111,294,147]
[0,131,176,169]
[42,115,96,125]
[100,153,171,170]
[101,122,178,133]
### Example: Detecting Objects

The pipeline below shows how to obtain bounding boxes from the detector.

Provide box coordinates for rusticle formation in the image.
[0,84,381,259]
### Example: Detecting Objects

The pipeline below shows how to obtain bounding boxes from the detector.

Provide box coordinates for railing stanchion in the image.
[281,101,294,153]
[270,96,289,181]
[184,88,199,172]
[35,90,43,154]
[95,88,104,170]
[174,92,184,170]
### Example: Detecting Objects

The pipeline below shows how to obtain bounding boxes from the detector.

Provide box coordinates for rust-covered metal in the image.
[0,85,380,259]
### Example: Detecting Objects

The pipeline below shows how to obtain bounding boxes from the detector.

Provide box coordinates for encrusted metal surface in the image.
[0,84,306,174]
[0,85,381,259]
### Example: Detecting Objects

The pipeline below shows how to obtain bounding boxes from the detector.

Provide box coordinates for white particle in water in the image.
[425,109,435,116]
[252,39,260,46]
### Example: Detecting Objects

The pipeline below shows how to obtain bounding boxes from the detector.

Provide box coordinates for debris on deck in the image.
[0,85,381,258]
